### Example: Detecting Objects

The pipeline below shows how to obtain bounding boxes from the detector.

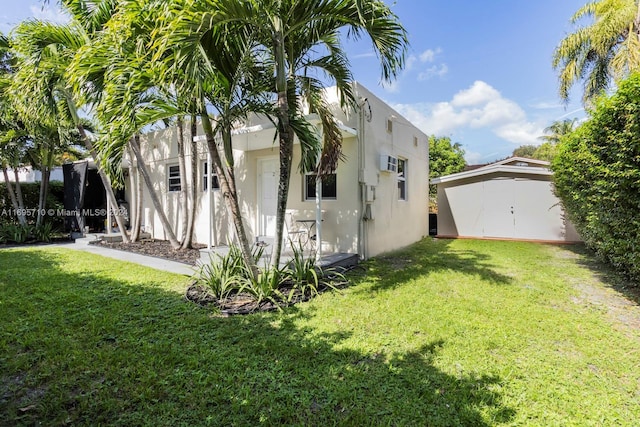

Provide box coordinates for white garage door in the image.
[482,178,563,241]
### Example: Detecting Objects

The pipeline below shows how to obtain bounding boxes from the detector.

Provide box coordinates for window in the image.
[168,164,181,192]
[202,161,220,191]
[397,158,407,200]
[305,173,337,200]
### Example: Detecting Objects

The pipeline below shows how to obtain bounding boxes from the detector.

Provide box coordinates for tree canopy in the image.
[553,0,640,104]
[428,135,465,202]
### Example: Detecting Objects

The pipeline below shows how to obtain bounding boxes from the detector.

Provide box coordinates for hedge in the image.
[0,181,65,228]
[552,73,640,283]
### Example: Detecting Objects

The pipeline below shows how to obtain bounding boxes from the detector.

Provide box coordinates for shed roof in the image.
[430,156,552,185]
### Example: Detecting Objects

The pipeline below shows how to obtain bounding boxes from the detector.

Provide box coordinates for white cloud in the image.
[392,80,545,145]
[30,5,69,24]
[419,48,441,63]
[353,51,376,59]
[463,150,484,165]
[405,54,418,71]
[381,79,400,94]
[451,81,501,107]
[530,101,562,110]
[382,47,448,93]
[418,64,448,81]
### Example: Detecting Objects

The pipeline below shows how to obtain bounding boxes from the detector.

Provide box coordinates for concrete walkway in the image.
[50,234,358,277]
[51,235,195,276]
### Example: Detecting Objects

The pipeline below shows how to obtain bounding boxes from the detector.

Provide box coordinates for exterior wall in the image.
[350,84,430,257]
[436,172,581,242]
[0,166,64,183]
[129,82,430,257]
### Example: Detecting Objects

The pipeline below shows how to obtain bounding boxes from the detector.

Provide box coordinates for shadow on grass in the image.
[0,248,515,426]
[561,243,640,305]
[354,238,513,293]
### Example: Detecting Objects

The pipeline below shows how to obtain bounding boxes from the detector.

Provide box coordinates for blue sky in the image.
[1,0,588,164]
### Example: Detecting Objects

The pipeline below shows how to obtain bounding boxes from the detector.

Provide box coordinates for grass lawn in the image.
[1,239,639,426]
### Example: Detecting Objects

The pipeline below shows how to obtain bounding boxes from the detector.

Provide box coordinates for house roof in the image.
[430,156,552,185]
[192,114,357,152]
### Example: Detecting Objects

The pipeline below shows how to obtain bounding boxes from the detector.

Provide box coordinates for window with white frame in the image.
[168,164,181,192]
[397,158,407,200]
[305,173,337,200]
[202,161,220,191]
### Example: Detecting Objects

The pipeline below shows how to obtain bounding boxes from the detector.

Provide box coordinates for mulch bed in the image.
[90,239,205,265]
[89,237,356,316]
[185,280,349,317]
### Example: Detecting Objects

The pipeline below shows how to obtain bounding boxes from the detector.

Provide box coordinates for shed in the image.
[431,157,581,242]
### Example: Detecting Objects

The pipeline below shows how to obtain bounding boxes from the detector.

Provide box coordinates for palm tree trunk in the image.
[77,126,130,243]
[181,116,198,249]
[201,112,259,280]
[177,117,189,244]
[36,165,52,227]
[2,167,26,226]
[13,169,25,218]
[127,144,141,241]
[271,25,292,269]
[129,134,182,249]
[62,92,129,242]
[36,152,52,228]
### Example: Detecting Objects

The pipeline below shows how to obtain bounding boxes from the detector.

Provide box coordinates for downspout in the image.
[357,96,367,260]
[315,124,323,263]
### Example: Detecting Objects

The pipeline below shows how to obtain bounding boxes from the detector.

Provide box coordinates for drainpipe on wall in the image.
[357,95,369,260]
[207,151,217,249]
[315,124,323,263]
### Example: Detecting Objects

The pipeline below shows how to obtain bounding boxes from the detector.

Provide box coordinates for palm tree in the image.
[539,118,578,144]
[150,0,276,277]
[553,0,640,104]
[10,15,131,241]
[251,0,408,268]
[69,0,221,250]
[0,34,28,226]
[178,0,408,268]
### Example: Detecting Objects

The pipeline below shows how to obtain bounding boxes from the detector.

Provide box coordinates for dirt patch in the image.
[553,246,640,336]
[90,239,205,265]
[573,282,640,333]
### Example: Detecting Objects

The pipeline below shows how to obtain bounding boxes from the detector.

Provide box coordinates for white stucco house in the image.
[431,157,581,242]
[127,82,429,260]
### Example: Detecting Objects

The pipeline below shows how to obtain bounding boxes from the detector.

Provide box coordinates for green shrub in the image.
[34,222,56,243]
[0,223,33,244]
[241,266,285,306]
[552,73,640,282]
[193,242,345,310]
[0,181,65,229]
[193,246,247,303]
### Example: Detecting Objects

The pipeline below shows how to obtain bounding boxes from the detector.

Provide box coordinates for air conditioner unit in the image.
[380,155,398,173]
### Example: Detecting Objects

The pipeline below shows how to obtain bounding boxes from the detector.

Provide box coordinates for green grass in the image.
[1,240,639,426]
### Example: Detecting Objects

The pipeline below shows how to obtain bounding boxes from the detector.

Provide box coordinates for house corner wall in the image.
[353,84,429,258]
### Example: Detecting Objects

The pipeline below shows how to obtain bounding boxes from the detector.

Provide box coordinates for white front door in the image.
[258,158,279,237]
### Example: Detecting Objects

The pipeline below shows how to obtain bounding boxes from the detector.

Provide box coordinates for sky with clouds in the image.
[1,0,588,164]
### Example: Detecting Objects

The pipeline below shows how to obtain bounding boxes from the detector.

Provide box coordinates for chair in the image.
[284,210,308,249]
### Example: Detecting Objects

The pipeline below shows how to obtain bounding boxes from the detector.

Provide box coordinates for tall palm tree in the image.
[553,0,640,104]
[209,0,408,268]
[0,34,28,226]
[70,0,235,251]
[152,0,275,277]
[10,15,131,241]
[156,0,408,268]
